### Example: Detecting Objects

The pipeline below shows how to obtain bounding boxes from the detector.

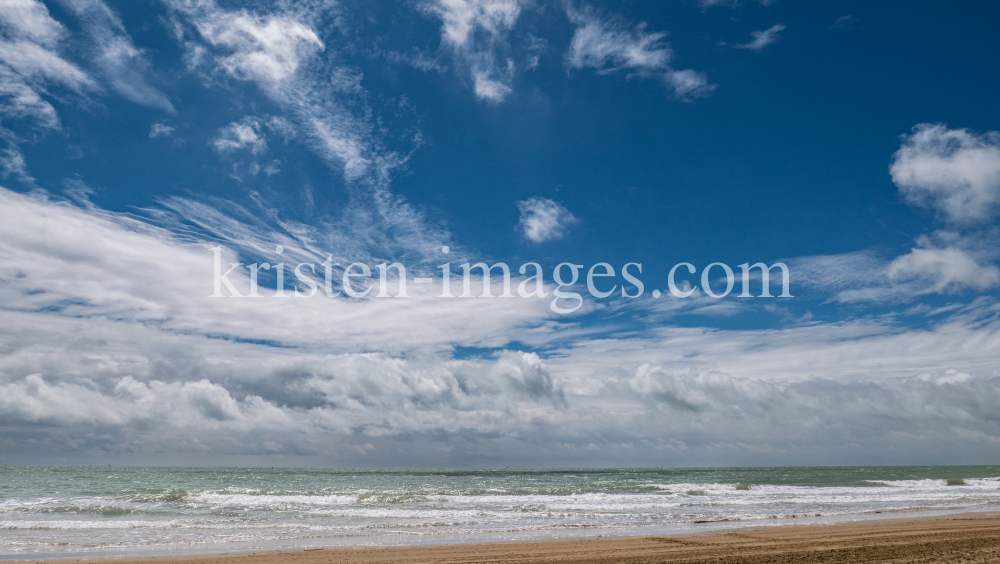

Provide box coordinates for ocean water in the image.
[2,466,1000,560]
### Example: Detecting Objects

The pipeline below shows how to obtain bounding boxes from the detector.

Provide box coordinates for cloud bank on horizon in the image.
[1,0,1000,466]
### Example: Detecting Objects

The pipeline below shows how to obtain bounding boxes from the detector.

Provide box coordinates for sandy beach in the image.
[54,512,1000,564]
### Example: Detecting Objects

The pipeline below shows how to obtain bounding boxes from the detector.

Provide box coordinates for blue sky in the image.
[1,0,1000,467]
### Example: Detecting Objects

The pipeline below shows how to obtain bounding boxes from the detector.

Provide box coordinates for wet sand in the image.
[60,512,1000,564]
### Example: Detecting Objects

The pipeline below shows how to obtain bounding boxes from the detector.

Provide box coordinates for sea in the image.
[2,466,999,560]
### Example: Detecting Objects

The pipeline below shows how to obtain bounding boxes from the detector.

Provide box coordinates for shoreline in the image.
[14,511,1000,564]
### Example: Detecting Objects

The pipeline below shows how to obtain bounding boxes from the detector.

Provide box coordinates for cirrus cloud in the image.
[516,197,577,243]
[565,6,714,100]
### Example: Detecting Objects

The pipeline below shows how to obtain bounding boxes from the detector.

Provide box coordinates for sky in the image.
[1,0,1000,467]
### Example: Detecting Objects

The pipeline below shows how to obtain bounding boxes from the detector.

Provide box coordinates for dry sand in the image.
[60,512,1000,564]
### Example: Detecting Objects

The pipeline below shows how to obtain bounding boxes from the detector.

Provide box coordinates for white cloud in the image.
[58,0,175,113]
[0,143,30,179]
[788,250,887,293]
[890,124,1000,224]
[523,33,546,70]
[166,1,378,180]
[0,186,557,356]
[0,0,174,118]
[149,122,175,139]
[4,188,1000,464]
[613,364,1000,463]
[782,124,1000,303]
[566,16,670,71]
[0,0,175,180]
[790,236,1000,302]
[888,245,1000,293]
[491,351,566,405]
[565,7,714,100]
[0,187,571,458]
[473,70,512,101]
[0,0,96,121]
[434,0,521,48]
[553,300,1000,388]
[212,116,266,154]
[426,0,522,102]
[211,117,273,177]
[385,48,447,74]
[304,112,371,180]
[665,69,715,99]
[194,11,323,90]
[265,116,295,140]
[832,15,861,31]
[516,197,577,243]
[0,39,92,89]
[0,0,66,46]
[0,374,279,428]
[0,0,95,179]
[163,0,460,270]
[735,24,786,51]
[0,65,61,131]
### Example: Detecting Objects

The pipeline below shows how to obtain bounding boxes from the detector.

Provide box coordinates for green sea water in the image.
[2,466,999,559]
